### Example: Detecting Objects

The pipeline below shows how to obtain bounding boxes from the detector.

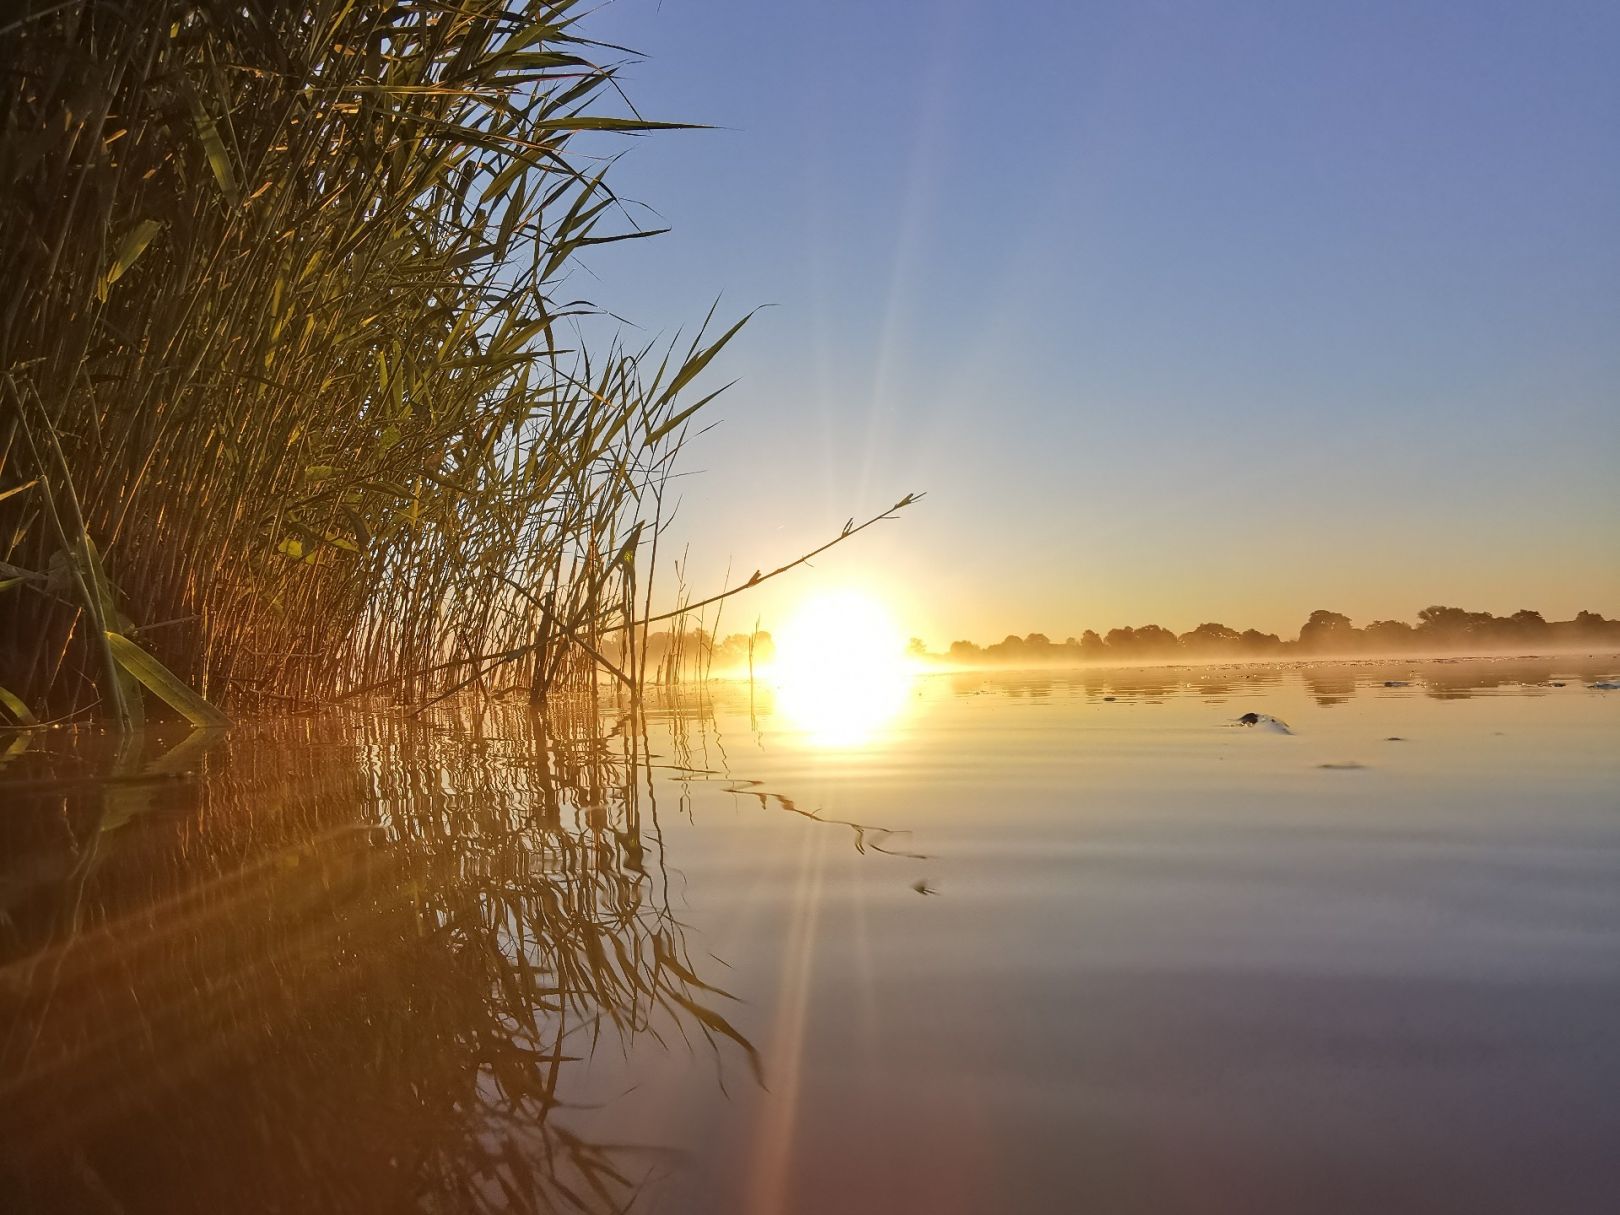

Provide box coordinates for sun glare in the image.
[769,590,914,747]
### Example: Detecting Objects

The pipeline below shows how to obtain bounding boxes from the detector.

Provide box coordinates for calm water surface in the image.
[2,657,1617,1213]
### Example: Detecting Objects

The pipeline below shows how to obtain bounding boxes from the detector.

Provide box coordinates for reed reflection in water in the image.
[0,702,778,1214]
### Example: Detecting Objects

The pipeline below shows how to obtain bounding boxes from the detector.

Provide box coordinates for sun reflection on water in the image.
[772,660,914,747]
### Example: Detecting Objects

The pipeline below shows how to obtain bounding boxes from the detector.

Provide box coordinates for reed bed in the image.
[0,0,757,725]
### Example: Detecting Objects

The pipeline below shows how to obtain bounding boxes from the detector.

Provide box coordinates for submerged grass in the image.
[0,0,797,724]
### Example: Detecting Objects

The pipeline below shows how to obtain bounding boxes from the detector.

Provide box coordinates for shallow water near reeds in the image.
[2,656,1618,1213]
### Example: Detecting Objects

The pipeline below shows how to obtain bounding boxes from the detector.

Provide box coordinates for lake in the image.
[2,656,1617,1213]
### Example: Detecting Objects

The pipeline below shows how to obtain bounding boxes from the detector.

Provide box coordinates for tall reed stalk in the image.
[0,0,753,722]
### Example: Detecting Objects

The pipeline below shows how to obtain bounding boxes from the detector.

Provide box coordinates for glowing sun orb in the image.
[769,590,914,747]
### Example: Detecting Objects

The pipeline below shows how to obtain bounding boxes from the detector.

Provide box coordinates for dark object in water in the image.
[1386,736,1406,742]
[1102,695,1116,702]
[1383,680,1409,687]
[1234,711,1292,734]
[1319,761,1368,770]
[912,879,938,896]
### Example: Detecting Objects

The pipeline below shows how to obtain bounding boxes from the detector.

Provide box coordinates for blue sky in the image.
[576,0,1619,644]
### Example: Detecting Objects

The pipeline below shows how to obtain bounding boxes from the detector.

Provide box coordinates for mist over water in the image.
[2,655,1618,1212]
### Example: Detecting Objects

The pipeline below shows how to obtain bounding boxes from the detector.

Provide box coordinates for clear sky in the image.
[577,0,1619,647]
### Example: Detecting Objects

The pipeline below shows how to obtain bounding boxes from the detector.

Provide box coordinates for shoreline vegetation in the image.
[636,605,1620,682]
[0,1,913,728]
[917,605,1620,669]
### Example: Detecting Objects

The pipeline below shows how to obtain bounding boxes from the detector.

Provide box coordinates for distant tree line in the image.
[926,606,1620,665]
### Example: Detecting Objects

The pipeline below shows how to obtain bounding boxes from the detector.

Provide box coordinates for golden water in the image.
[2,656,1617,1212]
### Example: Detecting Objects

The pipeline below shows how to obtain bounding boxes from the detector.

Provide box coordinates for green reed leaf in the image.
[0,683,36,725]
[105,631,229,727]
[97,219,162,301]
[190,96,240,207]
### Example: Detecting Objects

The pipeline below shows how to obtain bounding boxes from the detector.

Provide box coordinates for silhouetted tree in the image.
[1179,622,1241,654]
[1298,609,1356,651]
[1238,629,1282,653]
[1363,619,1416,650]
[1130,625,1179,653]
[1562,611,1620,646]
[1415,605,1487,641]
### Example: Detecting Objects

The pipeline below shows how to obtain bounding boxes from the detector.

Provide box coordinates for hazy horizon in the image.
[627,602,1620,682]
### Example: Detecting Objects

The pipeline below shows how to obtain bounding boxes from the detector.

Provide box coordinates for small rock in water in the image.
[1234,712,1292,734]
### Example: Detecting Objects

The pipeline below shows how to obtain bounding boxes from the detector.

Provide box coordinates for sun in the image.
[774,589,907,683]
[768,589,914,747]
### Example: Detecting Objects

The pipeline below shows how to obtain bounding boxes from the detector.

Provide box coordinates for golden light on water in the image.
[768,590,914,747]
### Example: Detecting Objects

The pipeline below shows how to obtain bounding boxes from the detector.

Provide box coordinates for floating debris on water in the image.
[1383,680,1410,687]
[1234,712,1292,734]
[1319,761,1368,770]
[1385,736,1406,742]
[1590,680,1620,690]
[912,879,938,896]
